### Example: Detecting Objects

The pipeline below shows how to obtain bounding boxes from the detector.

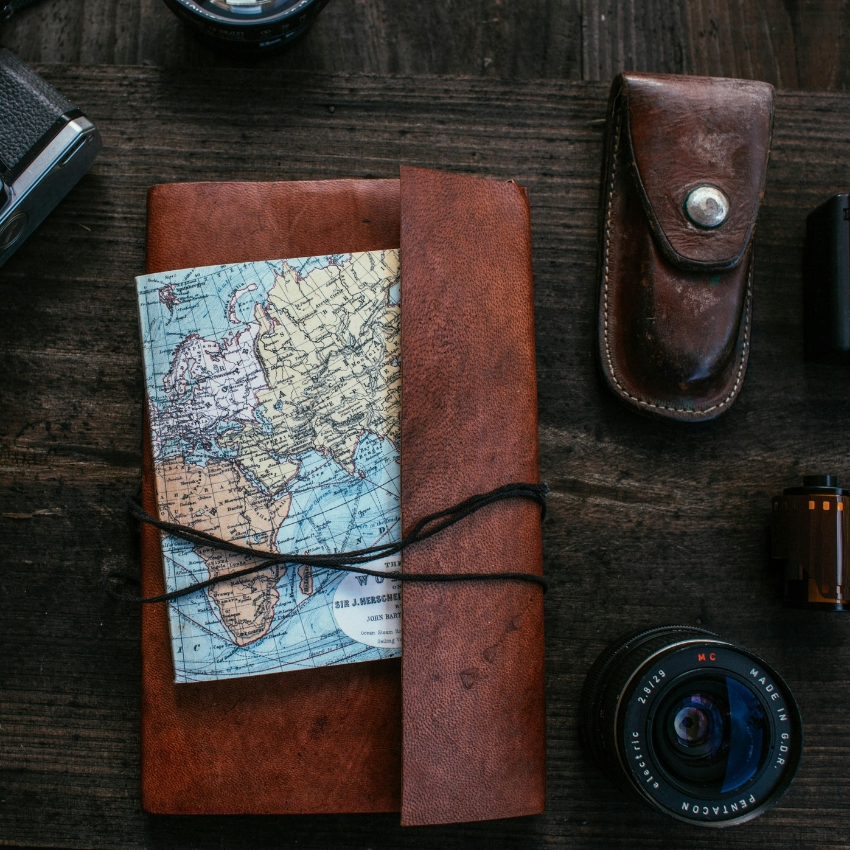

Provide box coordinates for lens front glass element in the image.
[196,0,302,19]
[670,694,723,756]
[653,674,770,797]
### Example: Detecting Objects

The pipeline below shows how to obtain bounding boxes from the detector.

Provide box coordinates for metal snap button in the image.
[684,185,729,228]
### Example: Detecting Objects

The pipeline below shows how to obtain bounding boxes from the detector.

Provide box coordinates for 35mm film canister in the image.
[771,475,850,610]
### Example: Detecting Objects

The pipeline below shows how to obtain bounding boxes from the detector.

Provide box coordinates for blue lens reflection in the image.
[721,676,766,794]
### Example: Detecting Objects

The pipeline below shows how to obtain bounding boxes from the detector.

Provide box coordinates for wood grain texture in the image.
[1,66,850,848]
[3,0,850,88]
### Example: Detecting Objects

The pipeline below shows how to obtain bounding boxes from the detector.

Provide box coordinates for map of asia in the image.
[136,251,402,682]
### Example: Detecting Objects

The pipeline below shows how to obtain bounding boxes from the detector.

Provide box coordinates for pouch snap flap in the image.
[623,73,774,272]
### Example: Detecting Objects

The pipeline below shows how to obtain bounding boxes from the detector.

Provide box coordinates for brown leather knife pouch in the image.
[597,72,775,421]
[140,167,545,826]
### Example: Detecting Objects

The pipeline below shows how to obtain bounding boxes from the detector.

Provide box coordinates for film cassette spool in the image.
[771,475,850,610]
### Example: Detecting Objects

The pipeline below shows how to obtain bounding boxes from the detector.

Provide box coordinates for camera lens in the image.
[162,0,330,51]
[579,626,803,826]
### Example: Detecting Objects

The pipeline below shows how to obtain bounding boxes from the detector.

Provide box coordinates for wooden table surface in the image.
[2,3,850,849]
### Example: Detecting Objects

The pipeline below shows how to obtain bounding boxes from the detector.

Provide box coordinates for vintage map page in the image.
[136,251,402,682]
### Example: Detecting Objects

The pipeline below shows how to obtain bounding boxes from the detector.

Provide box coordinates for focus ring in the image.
[580,626,714,772]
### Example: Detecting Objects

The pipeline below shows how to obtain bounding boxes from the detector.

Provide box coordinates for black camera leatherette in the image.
[0,49,74,171]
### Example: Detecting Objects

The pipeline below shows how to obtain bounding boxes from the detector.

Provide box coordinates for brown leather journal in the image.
[597,73,774,421]
[140,167,545,825]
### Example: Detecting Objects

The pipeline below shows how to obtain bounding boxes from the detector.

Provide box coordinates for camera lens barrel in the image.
[162,0,330,51]
[580,626,803,827]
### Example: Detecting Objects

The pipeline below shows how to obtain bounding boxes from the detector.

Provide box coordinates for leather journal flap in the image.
[399,166,546,825]
[621,72,774,272]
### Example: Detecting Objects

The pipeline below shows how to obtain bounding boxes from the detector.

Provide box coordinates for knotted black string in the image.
[103,481,549,603]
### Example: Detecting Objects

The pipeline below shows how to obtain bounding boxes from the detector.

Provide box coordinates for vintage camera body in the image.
[0,49,102,268]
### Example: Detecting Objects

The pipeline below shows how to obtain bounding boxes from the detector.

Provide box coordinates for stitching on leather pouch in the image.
[601,108,752,417]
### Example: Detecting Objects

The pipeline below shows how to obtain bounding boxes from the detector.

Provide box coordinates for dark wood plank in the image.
[0,0,585,76]
[2,66,850,848]
[3,0,850,88]
[581,0,691,80]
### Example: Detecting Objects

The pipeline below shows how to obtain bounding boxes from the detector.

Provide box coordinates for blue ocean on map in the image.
[162,431,399,680]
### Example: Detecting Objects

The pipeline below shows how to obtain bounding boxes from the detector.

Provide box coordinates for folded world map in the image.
[136,250,402,682]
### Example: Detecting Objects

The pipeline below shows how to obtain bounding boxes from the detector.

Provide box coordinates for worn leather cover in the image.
[399,166,545,825]
[141,179,404,815]
[597,73,775,421]
[140,172,545,823]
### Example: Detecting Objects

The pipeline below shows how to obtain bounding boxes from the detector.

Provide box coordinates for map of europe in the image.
[136,251,402,682]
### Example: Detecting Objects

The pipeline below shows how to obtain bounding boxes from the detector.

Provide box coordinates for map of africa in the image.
[136,251,402,682]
